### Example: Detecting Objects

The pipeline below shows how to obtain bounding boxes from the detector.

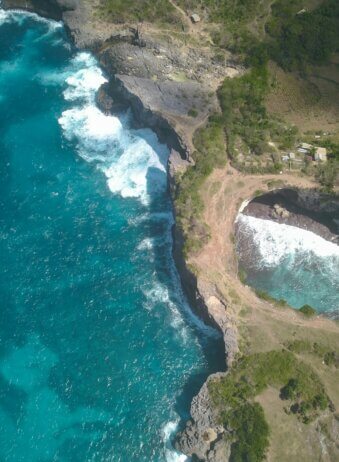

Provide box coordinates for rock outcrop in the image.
[175,374,231,462]
[3,0,240,161]
[243,188,339,244]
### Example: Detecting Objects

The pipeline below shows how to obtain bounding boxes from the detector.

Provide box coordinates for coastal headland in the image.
[2,1,339,461]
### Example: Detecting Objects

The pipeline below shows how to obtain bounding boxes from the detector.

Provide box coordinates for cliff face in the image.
[174,374,232,462]
[1,2,240,460]
[242,188,339,244]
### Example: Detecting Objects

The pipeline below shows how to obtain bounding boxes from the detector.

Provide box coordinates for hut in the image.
[314,147,327,162]
[191,13,201,23]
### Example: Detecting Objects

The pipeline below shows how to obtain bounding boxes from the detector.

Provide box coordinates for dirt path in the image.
[189,166,339,333]
[168,0,193,32]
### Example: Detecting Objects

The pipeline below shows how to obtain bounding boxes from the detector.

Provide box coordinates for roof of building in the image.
[191,13,201,23]
[300,142,313,150]
[315,146,327,155]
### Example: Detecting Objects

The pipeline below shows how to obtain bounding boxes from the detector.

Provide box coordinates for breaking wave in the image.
[162,420,188,462]
[236,214,339,312]
[58,52,168,205]
[0,8,62,30]
[236,214,339,266]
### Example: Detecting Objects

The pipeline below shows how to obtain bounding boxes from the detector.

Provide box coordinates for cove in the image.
[0,10,224,462]
[236,213,339,314]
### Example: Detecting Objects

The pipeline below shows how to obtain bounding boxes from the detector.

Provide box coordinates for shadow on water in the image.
[144,158,226,420]
[0,11,226,460]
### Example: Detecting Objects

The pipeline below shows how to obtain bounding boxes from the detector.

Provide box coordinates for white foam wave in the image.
[142,280,189,340]
[58,51,169,204]
[162,420,188,462]
[0,8,62,31]
[59,105,122,159]
[236,214,339,268]
[104,134,167,203]
[63,53,107,102]
[137,238,155,251]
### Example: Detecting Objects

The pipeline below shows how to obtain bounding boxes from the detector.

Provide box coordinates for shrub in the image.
[230,403,269,462]
[188,108,198,118]
[175,119,226,255]
[280,378,300,400]
[324,351,338,368]
[299,304,317,318]
[315,161,337,194]
[209,350,329,426]
[255,289,275,302]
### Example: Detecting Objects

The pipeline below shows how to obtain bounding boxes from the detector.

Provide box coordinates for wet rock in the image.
[244,189,339,244]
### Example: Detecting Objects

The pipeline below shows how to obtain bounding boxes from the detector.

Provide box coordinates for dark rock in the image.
[244,188,339,244]
[175,374,231,462]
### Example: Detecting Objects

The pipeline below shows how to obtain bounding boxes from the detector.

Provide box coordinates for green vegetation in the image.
[187,108,198,118]
[299,304,317,318]
[229,403,269,462]
[175,120,226,254]
[99,0,180,24]
[238,268,247,285]
[266,0,339,70]
[219,65,269,157]
[218,64,298,163]
[255,289,287,307]
[209,350,330,460]
[315,161,338,193]
[285,339,338,368]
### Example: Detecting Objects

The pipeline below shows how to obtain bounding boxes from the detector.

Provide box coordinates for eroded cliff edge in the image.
[2,2,339,461]
[2,0,241,458]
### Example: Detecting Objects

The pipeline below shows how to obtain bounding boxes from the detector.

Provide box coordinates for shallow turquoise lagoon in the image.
[0,10,224,461]
[236,213,339,314]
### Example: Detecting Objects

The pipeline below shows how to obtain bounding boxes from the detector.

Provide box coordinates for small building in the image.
[300,142,313,151]
[314,147,327,162]
[191,13,201,23]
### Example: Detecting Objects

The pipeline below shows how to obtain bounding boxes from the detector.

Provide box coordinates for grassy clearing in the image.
[175,120,227,255]
[209,350,331,460]
[98,0,181,25]
[285,339,339,368]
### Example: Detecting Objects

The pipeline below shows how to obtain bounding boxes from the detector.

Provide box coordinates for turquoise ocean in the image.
[0,10,225,462]
[236,213,339,314]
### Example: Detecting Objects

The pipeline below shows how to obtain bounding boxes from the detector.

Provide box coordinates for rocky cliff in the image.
[242,188,339,244]
[1,2,240,460]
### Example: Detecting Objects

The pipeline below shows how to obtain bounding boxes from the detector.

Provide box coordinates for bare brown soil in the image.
[186,165,339,461]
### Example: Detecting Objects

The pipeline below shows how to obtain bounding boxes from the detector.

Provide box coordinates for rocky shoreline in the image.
[242,188,339,245]
[2,1,240,459]
[3,3,338,461]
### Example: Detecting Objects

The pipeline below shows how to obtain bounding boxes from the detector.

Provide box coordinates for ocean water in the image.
[0,10,224,462]
[236,213,339,314]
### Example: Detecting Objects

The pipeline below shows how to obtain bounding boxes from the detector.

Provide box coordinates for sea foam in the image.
[58,52,168,204]
[0,8,62,30]
[162,420,188,462]
[236,213,339,267]
[236,213,339,312]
